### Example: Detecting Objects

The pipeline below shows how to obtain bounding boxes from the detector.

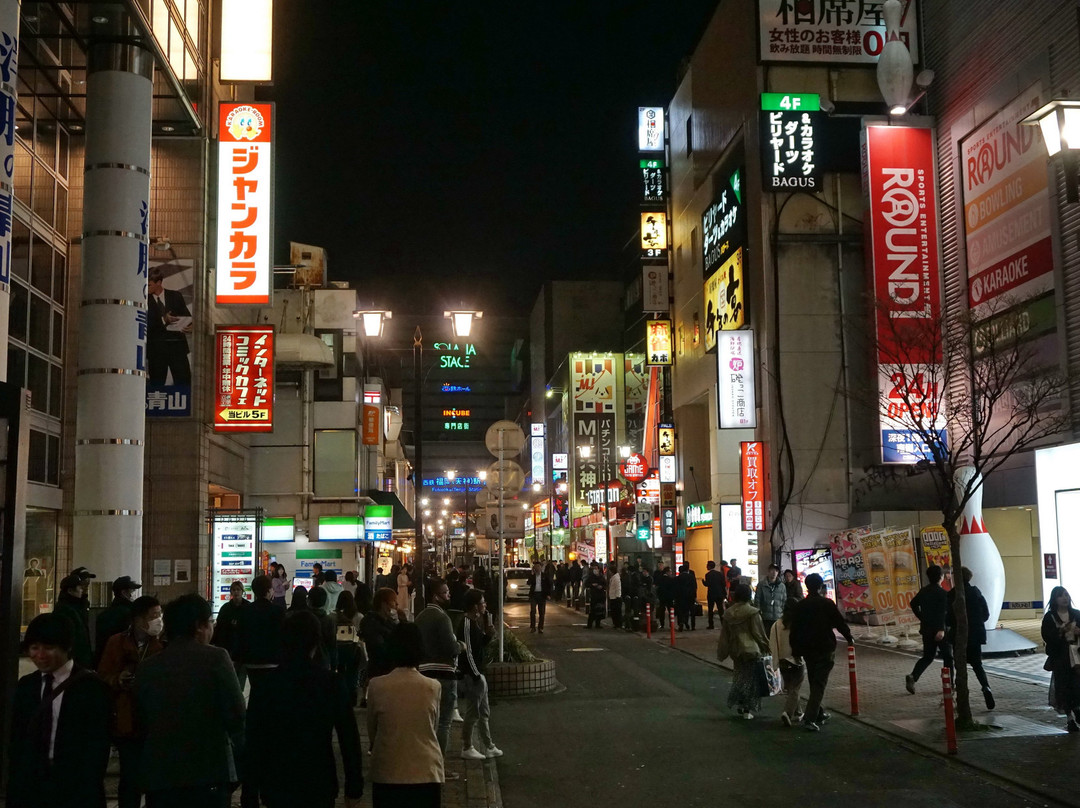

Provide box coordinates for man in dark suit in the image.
[146,267,192,386]
[703,560,727,629]
[528,561,552,633]
[136,594,245,808]
[6,613,111,808]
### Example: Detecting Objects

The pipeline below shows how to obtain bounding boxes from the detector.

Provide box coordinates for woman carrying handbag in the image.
[717,583,770,719]
[1042,586,1080,732]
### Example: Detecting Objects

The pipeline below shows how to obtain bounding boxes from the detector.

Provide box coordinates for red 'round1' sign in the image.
[621,453,649,483]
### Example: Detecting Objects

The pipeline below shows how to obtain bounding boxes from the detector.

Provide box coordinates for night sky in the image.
[267,1,719,315]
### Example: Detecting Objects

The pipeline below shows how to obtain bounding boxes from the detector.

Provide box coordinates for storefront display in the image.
[719,504,759,590]
[210,511,261,615]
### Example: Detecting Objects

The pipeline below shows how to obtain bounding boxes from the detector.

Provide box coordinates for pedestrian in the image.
[311,562,325,588]
[727,558,742,589]
[703,560,727,629]
[342,570,358,598]
[397,564,412,617]
[135,594,245,807]
[97,596,165,808]
[454,588,502,759]
[361,588,402,683]
[904,564,953,695]
[374,567,386,591]
[247,611,364,807]
[608,562,623,629]
[568,558,583,607]
[415,578,465,754]
[367,623,444,808]
[717,583,770,719]
[211,580,251,689]
[52,573,93,669]
[308,585,339,670]
[270,565,290,608]
[288,585,310,612]
[354,573,373,614]
[94,575,142,667]
[768,599,804,727]
[754,563,787,636]
[657,566,675,628]
[783,569,804,601]
[555,562,568,602]
[675,563,697,631]
[447,568,467,611]
[335,590,364,707]
[585,561,607,628]
[789,573,853,731]
[948,566,995,710]
[1042,585,1080,732]
[322,570,344,611]
[528,560,553,633]
[6,613,111,808]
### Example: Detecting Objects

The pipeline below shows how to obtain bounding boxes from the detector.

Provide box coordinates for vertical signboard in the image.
[211,512,260,615]
[740,441,766,531]
[530,424,545,486]
[760,92,823,191]
[646,320,673,366]
[145,258,196,417]
[362,385,381,445]
[641,157,666,201]
[720,504,759,589]
[217,103,273,305]
[571,354,620,511]
[638,107,665,151]
[758,0,919,64]
[717,331,757,428]
[864,125,945,463]
[363,505,392,543]
[641,212,668,258]
[642,265,669,313]
[214,325,275,432]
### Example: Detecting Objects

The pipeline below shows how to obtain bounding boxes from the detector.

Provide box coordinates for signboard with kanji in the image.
[646,319,673,366]
[214,325,275,432]
[741,441,767,531]
[216,103,273,305]
[758,0,919,64]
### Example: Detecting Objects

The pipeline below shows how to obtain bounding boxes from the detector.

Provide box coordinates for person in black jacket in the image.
[211,581,252,688]
[789,573,853,732]
[247,611,363,807]
[584,562,607,628]
[567,559,583,607]
[656,567,676,628]
[948,566,994,710]
[93,575,142,668]
[703,561,727,629]
[361,588,401,682]
[675,564,697,631]
[528,561,553,633]
[6,613,111,808]
[1042,586,1080,731]
[52,574,93,669]
[238,575,284,808]
[904,564,953,695]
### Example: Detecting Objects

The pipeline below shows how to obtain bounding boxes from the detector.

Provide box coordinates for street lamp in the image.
[1022,99,1080,202]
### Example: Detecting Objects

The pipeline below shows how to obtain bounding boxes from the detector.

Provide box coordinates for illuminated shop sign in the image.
[432,342,476,369]
[702,143,746,279]
[362,386,380,446]
[641,158,666,201]
[214,325,275,432]
[761,107,821,190]
[646,320,673,366]
[740,441,767,531]
[703,249,745,350]
[638,106,665,151]
[442,408,470,418]
[216,103,273,305]
[641,212,668,258]
[685,502,713,529]
[441,383,472,393]
[717,331,756,428]
[758,0,920,64]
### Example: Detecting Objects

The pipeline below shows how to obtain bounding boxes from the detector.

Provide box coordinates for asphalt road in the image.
[492,602,1059,808]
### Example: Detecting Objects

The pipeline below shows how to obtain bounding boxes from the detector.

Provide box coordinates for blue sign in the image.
[441,383,472,393]
[423,475,483,493]
[881,429,947,464]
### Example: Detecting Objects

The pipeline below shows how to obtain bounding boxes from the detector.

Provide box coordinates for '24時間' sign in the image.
[215,325,275,432]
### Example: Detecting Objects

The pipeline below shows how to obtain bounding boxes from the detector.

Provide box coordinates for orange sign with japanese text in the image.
[740,441,766,531]
[214,326,275,432]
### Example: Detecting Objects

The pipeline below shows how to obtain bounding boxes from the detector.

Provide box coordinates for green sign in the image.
[639,158,664,169]
[297,548,343,559]
[972,294,1056,358]
[760,92,820,112]
[636,525,650,541]
[684,502,713,529]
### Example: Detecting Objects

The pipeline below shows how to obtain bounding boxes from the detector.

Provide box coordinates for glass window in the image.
[27,354,48,413]
[47,434,59,485]
[313,429,357,499]
[13,141,31,209]
[23,509,58,625]
[57,127,69,181]
[7,345,25,386]
[32,161,54,226]
[31,237,51,295]
[28,293,50,353]
[48,364,60,418]
[33,99,56,170]
[54,184,67,235]
[51,310,63,359]
[52,253,65,306]
[28,429,46,482]
[9,279,27,342]
[11,220,29,281]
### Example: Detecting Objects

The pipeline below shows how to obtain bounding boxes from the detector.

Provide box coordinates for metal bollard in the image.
[669,607,676,647]
[847,645,859,716]
[646,603,652,639]
[942,666,958,755]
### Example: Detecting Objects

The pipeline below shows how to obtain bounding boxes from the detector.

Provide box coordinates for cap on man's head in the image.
[70,566,96,580]
[59,574,85,592]
[22,613,74,652]
[112,575,142,593]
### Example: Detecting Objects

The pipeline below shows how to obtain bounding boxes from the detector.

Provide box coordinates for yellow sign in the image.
[641,212,667,253]
[703,247,745,350]
[646,320,673,366]
[658,425,675,456]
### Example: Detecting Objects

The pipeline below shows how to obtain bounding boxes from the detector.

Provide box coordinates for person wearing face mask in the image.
[97,596,165,808]
[135,594,245,807]
[94,576,143,668]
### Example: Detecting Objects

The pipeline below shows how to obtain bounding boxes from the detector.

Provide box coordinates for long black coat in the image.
[6,666,111,808]
[93,596,134,667]
[947,582,990,647]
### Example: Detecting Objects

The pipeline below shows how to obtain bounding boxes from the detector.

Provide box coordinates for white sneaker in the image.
[485,745,504,758]
[461,747,486,760]
[451,709,464,723]
[780,712,792,727]
[742,711,754,720]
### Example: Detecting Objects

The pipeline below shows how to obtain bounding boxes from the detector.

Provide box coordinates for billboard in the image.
[646,320,673,366]
[703,248,745,349]
[740,441,766,531]
[717,331,756,428]
[702,143,746,279]
[571,354,620,511]
[146,258,195,418]
[638,107,664,151]
[758,0,919,64]
[214,325,275,432]
[864,125,945,463]
[211,512,260,615]
[216,103,273,305]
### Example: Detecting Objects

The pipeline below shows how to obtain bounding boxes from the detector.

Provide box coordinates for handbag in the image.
[753,658,778,698]
[1068,641,1080,670]
[760,655,782,697]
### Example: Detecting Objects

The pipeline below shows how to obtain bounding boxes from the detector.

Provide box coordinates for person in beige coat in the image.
[366,623,443,808]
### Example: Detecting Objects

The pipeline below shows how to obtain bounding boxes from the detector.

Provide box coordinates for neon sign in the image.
[441,383,472,393]
[432,342,476,370]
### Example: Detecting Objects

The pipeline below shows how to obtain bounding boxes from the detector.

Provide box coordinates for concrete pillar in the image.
[0,0,20,381]
[73,42,153,579]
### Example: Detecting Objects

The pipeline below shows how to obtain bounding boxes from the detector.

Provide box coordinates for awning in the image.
[365,490,415,530]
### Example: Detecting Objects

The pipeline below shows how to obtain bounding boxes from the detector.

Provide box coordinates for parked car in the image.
[505,568,532,600]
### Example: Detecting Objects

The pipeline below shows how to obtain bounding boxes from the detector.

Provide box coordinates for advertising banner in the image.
[864,125,945,463]
[703,248,745,349]
[571,354,620,511]
[717,331,756,428]
[702,143,746,279]
[740,441,766,531]
[794,547,835,602]
[211,512,260,615]
[217,103,273,305]
[146,258,196,418]
[884,528,920,627]
[214,325,275,432]
[646,320,673,365]
[758,0,919,64]
[919,525,953,590]
[858,529,893,619]
[642,265,669,313]
[829,528,872,615]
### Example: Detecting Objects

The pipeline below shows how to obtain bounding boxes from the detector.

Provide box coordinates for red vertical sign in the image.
[740,441,766,531]
[214,325,275,432]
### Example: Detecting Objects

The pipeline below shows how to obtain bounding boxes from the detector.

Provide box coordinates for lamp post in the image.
[446,468,486,567]
[355,306,482,605]
[1022,99,1080,202]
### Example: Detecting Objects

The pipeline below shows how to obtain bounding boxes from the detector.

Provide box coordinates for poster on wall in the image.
[758,0,919,64]
[146,259,196,417]
[828,528,872,616]
[794,547,835,602]
[210,512,260,615]
[919,525,953,590]
[884,528,920,628]
[858,529,893,620]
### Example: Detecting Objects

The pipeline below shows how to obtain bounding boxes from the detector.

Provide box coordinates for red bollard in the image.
[645,603,652,639]
[847,645,859,716]
[942,666,958,755]
[669,607,676,647]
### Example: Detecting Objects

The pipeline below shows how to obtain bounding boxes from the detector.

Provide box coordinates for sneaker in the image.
[780,712,792,727]
[538,629,544,634]
[461,747,487,760]
[530,627,536,633]
[445,771,461,781]
[743,712,754,720]
[485,745,504,758]
[803,721,821,732]
[905,674,916,695]
[818,712,831,722]
[793,711,804,722]
[451,709,464,723]
[983,687,996,711]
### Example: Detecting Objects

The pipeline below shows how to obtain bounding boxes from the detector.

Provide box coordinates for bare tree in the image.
[857,296,1067,727]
